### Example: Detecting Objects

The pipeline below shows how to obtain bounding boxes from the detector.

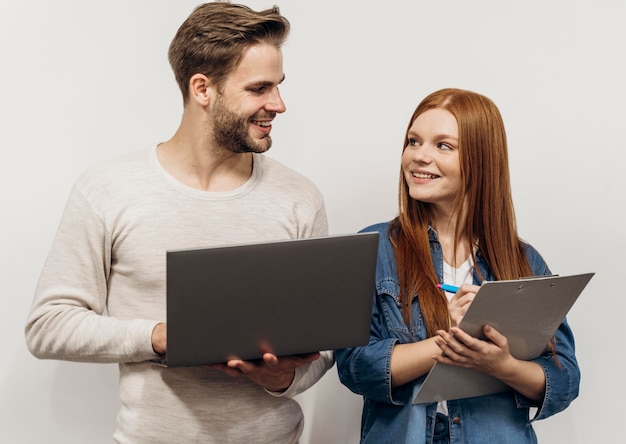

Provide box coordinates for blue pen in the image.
[437,283,460,293]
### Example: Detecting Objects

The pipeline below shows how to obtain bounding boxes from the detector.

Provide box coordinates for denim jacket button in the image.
[452,416,461,425]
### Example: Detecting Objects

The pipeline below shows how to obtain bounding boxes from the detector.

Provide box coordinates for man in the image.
[25,2,333,442]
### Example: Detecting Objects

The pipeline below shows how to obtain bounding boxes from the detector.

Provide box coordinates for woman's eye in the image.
[437,142,453,150]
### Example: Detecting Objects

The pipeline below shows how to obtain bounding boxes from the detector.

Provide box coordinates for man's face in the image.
[209,43,286,154]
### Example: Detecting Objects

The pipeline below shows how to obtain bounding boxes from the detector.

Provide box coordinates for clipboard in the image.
[413,272,594,404]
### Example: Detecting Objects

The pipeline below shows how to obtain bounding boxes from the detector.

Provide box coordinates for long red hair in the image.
[390,88,532,337]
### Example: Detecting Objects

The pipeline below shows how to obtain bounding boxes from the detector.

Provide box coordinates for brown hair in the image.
[168,1,290,104]
[390,88,532,337]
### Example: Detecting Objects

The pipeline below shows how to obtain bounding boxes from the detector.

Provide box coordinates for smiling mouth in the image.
[251,120,272,128]
[412,172,439,179]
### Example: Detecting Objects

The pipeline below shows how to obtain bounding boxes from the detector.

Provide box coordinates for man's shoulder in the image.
[256,154,308,177]
[255,154,321,191]
[71,148,155,205]
[76,148,152,187]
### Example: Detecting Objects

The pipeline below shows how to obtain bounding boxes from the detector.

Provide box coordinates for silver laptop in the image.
[155,232,379,367]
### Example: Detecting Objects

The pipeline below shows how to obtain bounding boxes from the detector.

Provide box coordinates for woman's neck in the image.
[430,207,471,268]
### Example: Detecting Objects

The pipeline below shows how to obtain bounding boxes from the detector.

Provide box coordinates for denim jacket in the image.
[335,222,580,443]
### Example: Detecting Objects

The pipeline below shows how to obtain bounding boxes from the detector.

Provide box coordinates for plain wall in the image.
[2,1,624,442]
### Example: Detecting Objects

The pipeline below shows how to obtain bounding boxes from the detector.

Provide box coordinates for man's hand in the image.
[151,322,167,355]
[211,352,320,392]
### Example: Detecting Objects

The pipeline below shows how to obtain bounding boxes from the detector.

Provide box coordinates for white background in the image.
[1,1,623,442]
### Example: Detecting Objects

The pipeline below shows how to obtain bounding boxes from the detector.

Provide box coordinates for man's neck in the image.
[156,131,253,192]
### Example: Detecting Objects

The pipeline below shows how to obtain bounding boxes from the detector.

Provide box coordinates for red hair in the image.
[391,88,531,336]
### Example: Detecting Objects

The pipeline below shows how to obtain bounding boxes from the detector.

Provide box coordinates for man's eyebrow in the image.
[271,74,286,85]
[247,75,286,89]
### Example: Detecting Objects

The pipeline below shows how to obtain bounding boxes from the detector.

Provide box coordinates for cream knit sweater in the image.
[26,147,333,443]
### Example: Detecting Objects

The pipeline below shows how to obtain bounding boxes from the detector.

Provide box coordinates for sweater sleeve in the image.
[266,351,334,399]
[25,185,159,363]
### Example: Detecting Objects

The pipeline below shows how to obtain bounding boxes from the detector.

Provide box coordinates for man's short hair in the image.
[168,1,290,104]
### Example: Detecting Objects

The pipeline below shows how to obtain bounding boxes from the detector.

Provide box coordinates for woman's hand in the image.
[432,325,546,401]
[433,325,513,374]
[447,284,479,327]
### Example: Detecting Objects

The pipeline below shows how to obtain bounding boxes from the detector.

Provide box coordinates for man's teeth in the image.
[253,121,271,127]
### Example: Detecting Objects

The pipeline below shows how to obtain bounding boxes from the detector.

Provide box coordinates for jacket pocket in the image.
[377,279,424,342]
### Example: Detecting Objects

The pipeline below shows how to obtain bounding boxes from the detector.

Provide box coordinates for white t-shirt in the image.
[437,257,474,416]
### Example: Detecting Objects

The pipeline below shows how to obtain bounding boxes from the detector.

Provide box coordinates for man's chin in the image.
[249,137,272,153]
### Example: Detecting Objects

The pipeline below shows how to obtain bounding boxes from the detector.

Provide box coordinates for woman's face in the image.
[401,108,462,211]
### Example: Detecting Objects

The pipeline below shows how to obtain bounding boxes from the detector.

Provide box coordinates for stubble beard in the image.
[210,95,272,154]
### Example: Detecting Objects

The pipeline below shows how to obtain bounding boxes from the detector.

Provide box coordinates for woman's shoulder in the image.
[359,221,392,235]
[520,239,551,275]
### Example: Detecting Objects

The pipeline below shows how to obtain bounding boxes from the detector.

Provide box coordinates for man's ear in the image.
[188,74,215,107]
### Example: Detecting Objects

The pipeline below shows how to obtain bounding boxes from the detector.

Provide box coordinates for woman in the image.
[335,88,579,443]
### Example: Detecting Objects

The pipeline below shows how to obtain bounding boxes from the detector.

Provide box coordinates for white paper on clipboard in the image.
[413,272,594,404]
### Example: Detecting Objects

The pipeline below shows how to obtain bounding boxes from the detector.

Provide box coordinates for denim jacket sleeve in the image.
[513,243,581,420]
[335,223,420,405]
[335,296,403,405]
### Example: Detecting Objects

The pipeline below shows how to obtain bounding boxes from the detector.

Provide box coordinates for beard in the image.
[210,94,273,154]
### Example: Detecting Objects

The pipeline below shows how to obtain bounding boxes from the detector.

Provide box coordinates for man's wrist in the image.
[263,371,295,392]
